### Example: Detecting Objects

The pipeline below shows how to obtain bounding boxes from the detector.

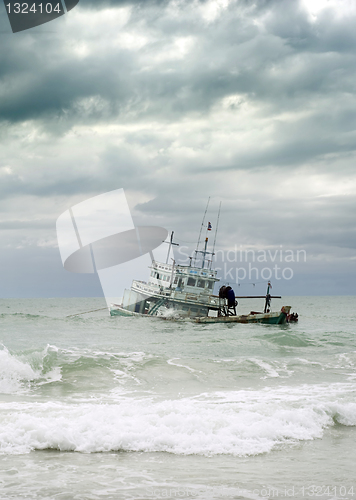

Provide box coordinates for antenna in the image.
[211,201,221,267]
[194,197,210,266]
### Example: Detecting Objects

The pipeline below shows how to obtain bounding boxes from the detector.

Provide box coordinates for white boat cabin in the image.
[148,261,218,294]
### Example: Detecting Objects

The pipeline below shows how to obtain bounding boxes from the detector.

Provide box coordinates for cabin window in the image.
[174,277,178,284]
[197,279,205,288]
[206,281,214,289]
[187,278,196,286]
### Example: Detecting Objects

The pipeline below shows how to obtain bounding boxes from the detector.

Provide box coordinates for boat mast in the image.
[264,281,272,313]
[195,236,215,269]
[194,197,210,266]
[169,259,176,288]
[210,201,221,269]
[201,238,209,269]
[163,231,179,264]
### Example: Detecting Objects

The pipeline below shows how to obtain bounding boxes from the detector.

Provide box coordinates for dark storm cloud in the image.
[135,188,356,250]
[1,0,355,130]
[0,0,355,191]
[0,45,134,122]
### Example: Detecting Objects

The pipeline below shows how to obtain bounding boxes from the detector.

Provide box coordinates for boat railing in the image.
[208,296,219,306]
[132,280,219,307]
[176,293,218,307]
[185,294,198,301]
[132,280,159,295]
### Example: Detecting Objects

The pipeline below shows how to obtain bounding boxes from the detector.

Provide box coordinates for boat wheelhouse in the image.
[110,249,221,318]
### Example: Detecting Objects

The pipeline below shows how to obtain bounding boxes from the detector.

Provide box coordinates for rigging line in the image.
[194,197,210,266]
[174,239,196,244]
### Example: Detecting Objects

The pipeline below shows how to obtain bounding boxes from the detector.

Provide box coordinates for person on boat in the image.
[219,286,227,299]
[226,286,237,315]
[288,312,298,322]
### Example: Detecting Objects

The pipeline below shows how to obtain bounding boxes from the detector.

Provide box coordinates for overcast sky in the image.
[0,0,355,297]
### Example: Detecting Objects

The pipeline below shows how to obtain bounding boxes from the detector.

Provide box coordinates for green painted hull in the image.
[110,306,142,317]
[110,305,290,325]
[195,311,288,325]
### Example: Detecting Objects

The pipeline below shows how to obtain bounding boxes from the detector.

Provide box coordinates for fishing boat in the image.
[109,252,295,324]
[109,205,298,324]
[109,231,221,319]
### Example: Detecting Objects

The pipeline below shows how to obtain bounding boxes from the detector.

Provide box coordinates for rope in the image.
[66,307,108,318]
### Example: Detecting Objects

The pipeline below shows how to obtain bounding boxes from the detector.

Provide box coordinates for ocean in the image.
[0,296,355,500]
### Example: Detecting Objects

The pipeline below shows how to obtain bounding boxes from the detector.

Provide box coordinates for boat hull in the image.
[111,296,211,319]
[195,308,290,325]
[110,305,143,317]
[109,303,206,319]
[110,304,291,325]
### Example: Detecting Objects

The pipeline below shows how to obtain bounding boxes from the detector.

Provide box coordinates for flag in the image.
[207,222,212,231]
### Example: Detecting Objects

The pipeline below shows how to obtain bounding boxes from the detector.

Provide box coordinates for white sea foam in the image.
[249,358,280,378]
[111,369,142,385]
[167,358,202,374]
[158,308,184,320]
[0,345,61,394]
[295,358,324,366]
[0,346,40,393]
[326,402,356,426]
[1,384,355,456]
[227,357,293,379]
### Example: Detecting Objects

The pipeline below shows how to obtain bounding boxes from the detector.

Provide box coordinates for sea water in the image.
[0,296,355,500]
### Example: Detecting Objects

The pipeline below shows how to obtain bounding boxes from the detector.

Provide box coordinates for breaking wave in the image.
[1,386,355,456]
[0,345,61,394]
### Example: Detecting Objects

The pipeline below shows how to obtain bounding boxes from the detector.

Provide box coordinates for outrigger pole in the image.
[234,296,281,299]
